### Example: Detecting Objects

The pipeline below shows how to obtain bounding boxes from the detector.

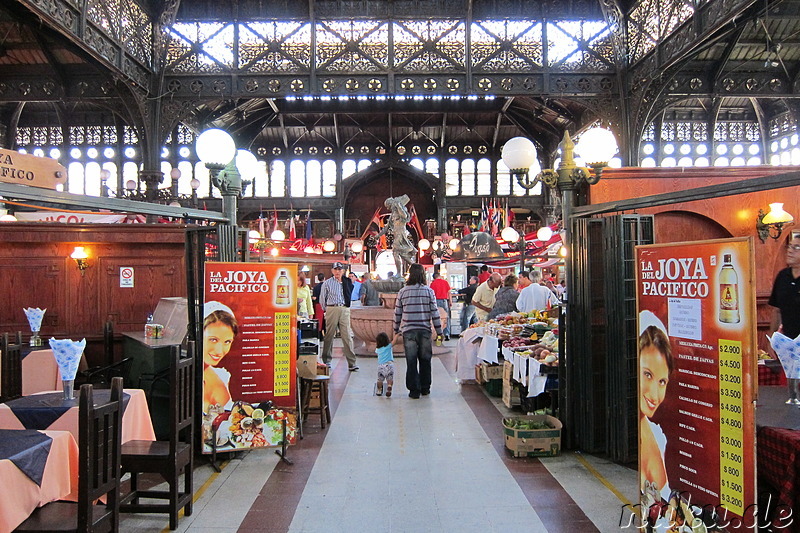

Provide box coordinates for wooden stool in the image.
[301,375,331,428]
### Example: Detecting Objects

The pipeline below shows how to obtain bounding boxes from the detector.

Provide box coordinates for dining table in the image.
[0,429,78,533]
[0,388,156,443]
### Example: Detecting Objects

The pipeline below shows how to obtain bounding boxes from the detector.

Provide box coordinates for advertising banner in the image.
[202,262,298,453]
[636,238,756,531]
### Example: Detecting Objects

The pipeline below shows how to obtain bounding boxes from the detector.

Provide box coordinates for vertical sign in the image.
[636,238,755,530]
[202,262,298,453]
[120,267,134,288]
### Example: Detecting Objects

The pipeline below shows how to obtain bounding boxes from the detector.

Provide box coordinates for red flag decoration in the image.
[272,206,279,233]
[407,204,425,241]
[462,224,471,235]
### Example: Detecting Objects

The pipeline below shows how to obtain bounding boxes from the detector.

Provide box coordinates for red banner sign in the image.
[202,262,298,453]
[636,238,756,530]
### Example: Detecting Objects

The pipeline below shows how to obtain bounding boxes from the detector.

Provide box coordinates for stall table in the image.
[0,429,78,533]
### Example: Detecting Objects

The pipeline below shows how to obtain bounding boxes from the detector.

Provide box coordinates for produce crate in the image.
[475,364,485,384]
[502,361,520,408]
[484,378,503,397]
[502,415,562,457]
[480,362,504,382]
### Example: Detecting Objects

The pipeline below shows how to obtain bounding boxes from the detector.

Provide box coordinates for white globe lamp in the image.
[195,129,236,166]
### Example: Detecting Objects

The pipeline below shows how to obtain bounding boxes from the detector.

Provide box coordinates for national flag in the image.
[288,214,296,240]
[490,200,500,236]
[507,199,515,227]
[305,207,313,242]
[462,224,471,235]
[258,215,265,238]
[479,199,489,232]
[272,206,279,233]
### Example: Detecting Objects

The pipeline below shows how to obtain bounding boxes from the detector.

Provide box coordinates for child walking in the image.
[375,332,395,397]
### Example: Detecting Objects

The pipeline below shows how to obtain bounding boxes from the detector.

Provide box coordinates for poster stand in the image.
[274,418,293,465]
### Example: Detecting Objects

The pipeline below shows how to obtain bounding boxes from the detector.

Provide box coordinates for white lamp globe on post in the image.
[575,127,618,179]
[235,149,259,195]
[501,137,539,189]
[195,129,236,168]
[500,226,520,244]
[536,226,554,242]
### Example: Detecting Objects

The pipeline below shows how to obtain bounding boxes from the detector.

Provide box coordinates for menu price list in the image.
[718,338,744,516]
[273,312,292,397]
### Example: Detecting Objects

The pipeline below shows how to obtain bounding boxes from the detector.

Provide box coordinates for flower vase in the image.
[787,378,800,405]
[62,379,75,400]
[29,332,42,347]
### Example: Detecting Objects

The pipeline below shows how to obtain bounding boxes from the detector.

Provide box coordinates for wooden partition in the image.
[0,223,187,366]
[589,166,800,350]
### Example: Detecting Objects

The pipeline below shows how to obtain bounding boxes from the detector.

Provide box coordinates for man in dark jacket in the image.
[320,262,358,370]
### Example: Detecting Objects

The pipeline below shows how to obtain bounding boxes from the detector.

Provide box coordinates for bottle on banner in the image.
[719,253,740,323]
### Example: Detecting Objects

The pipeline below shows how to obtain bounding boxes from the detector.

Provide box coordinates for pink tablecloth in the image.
[22,349,61,396]
[0,430,78,533]
[0,388,156,443]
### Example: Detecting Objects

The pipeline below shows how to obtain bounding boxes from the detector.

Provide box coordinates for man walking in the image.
[430,271,452,340]
[320,262,359,371]
[394,263,443,398]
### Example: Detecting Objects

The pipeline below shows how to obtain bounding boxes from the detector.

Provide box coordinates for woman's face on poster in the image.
[204,321,235,366]
[639,344,670,418]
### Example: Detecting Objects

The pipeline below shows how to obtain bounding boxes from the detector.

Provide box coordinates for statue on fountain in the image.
[375,194,417,276]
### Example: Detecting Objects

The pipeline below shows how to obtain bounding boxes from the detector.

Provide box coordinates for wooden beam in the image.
[572,170,800,217]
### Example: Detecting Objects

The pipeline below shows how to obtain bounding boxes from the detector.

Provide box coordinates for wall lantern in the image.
[757,203,794,242]
[70,246,89,275]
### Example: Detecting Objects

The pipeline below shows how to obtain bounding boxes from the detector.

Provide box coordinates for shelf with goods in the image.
[466,308,561,415]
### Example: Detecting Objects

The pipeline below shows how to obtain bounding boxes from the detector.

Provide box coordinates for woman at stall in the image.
[297,272,314,319]
[487,274,520,320]
[202,301,239,415]
[638,310,675,509]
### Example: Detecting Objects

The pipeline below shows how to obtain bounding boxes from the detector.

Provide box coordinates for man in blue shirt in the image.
[349,272,362,307]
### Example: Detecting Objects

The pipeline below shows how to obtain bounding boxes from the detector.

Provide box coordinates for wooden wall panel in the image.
[0,256,66,334]
[589,166,800,351]
[0,223,187,366]
[99,257,183,330]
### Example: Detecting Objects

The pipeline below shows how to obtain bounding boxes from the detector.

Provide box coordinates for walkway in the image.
[119,339,638,532]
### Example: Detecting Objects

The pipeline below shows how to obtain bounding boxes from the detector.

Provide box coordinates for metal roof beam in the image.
[0,183,229,222]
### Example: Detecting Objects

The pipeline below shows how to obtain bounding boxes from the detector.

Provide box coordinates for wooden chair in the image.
[15,378,124,533]
[1,332,23,401]
[120,343,194,530]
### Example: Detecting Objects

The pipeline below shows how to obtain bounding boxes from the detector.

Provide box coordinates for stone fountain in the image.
[350,279,449,356]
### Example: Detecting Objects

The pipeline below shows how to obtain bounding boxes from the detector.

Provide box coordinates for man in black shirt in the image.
[769,235,800,339]
[458,275,479,334]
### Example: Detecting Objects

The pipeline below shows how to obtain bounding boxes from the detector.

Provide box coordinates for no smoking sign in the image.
[120,267,134,288]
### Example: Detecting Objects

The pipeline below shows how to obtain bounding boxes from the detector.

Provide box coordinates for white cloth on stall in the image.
[477,335,499,364]
[455,327,484,381]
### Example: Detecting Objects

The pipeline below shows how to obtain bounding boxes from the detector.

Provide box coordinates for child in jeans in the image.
[375,332,396,397]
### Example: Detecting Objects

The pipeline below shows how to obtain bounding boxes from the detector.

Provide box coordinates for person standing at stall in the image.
[312,273,325,338]
[458,275,479,332]
[769,234,800,338]
[320,262,359,371]
[394,263,443,398]
[516,270,560,313]
[477,265,491,284]
[472,273,501,323]
[297,272,314,319]
[430,271,452,341]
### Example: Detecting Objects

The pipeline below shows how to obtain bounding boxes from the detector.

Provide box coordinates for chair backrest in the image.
[1,332,23,401]
[78,378,123,532]
[103,320,114,365]
[169,342,195,454]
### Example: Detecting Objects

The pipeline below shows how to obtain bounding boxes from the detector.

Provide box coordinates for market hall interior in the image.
[117,341,637,533]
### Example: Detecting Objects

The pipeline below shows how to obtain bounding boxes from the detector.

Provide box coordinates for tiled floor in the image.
[120,339,638,533]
